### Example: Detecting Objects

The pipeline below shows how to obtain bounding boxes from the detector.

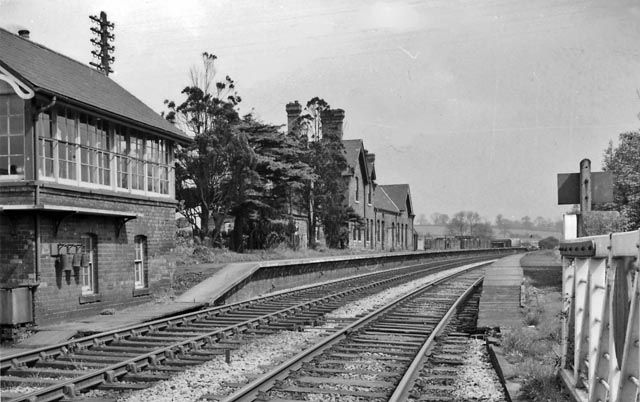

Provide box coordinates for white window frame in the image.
[134,236,147,289]
[81,234,97,295]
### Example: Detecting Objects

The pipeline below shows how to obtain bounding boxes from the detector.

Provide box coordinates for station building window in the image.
[37,105,174,197]
[81,233,98,295]
[355,176,359,202]
[0,93,24,177]
[134,236,148,289]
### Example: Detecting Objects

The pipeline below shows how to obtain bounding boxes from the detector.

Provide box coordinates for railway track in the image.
[1,255,502,401]
[222,267,501,402]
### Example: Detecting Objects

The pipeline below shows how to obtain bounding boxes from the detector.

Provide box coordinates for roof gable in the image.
[379,184,413,216]
[374,186,400,213]
[342,139,370,184]
[0,27,189,142]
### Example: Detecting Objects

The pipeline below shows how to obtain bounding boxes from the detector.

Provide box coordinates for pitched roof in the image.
[342,139,371,183]
[374,186,400,213]
[342,139,362,169]
[0,27,189,143]
[379,184,413,216]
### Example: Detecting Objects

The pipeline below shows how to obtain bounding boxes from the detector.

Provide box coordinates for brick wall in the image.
[0,183,177,324]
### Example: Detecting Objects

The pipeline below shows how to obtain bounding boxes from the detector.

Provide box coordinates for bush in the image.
[539,236,559,249]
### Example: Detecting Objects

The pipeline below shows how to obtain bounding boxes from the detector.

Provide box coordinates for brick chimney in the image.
[286,101,302,136]
[320,108,345,140]
[366,152,375,164]
[17,29,30,39]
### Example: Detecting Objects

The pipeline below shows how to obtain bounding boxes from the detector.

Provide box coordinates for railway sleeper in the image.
[364,326,434,335]
[351,337,423,347]
[275,385,388,399]
[312,359,406,369]
[332,346,417,356]
[154,327,214,334]
[57,354,128,363]
[324,352,411,362]
[97,382,151,391]
[121,372,171,382]
[34,360,108,370]
[109,340,173,348]
[129,335,191,342]
[89,345,156,354]
[295,375,395,388]
[428,353,465,365]
[370,323,435,331]
[301,366,398,378]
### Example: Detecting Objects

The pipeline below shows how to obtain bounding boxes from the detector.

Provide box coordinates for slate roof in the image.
[414,224,449,236]
[342,139,370,183]
[0,27,189,143]
[378,184,413,216]
[374,186,400,213]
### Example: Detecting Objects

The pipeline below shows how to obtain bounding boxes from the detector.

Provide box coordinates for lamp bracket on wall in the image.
[115,216,136,238]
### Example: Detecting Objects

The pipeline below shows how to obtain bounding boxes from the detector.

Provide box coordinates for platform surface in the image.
[477,253,525,330]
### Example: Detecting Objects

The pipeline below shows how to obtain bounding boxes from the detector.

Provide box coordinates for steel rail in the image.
[2,255,479,371]
[221,262,490,402]
[388,276,483,401]
[4,257,494,401]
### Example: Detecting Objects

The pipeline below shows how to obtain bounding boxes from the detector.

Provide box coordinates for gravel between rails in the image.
[88,261,491,402]
[453,339,505,401]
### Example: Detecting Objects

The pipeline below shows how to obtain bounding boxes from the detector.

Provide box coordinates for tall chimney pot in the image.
[320,108,345,140]
[286,101,302,136]
[18,29,30,39]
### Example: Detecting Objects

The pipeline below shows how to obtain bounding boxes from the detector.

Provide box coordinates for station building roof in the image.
[0,27,189,143]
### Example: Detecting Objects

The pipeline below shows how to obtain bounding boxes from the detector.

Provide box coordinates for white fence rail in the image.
[560,230,640,402]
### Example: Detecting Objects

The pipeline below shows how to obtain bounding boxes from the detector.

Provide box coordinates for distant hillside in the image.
[414,224,561,239]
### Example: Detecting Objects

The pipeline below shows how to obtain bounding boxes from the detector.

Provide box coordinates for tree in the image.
[166,52,242,243]
[430,212,449,225]
[465,211,482,235]
[447,211,467,236]
[521,215,533,230]
[229,115,315,251]
[300,98,361,248]
[474,221,494,238]
[603,132,640,230]
[495,214,508,236]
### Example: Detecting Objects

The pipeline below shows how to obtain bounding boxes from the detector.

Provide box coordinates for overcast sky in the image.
[2,0,639,223]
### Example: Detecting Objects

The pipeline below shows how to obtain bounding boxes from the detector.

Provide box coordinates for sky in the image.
[2,0,639,223]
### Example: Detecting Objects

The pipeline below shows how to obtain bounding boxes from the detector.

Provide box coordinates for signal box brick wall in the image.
[0,183,176,324]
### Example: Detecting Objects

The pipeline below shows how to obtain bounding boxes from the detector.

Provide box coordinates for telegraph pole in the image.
[89,11,115,76]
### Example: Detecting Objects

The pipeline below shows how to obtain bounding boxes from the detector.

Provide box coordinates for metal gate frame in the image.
[560,230,640,402]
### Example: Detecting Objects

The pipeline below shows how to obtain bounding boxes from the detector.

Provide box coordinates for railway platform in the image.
[477,254,525,331]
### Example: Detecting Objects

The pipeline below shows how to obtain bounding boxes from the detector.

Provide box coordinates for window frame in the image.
[0,93,26,179]
[37,104,174,198]
[134,235,148,290]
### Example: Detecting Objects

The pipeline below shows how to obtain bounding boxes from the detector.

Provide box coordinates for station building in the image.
[0,28,190,331]
[285,101,415,251]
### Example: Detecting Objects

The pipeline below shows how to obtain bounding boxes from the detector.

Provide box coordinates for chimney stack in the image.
[366,152,375,164]
[320,108,345,140]
[285,101,302,136]
[17,29,30,39]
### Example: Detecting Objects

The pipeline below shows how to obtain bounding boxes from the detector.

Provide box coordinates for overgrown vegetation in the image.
[603,132,640,230]
[165,54,361,251]
[499,252,569,402]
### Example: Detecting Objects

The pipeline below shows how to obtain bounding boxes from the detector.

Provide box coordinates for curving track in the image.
[222,266,499,401]
[1,254,505,401]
